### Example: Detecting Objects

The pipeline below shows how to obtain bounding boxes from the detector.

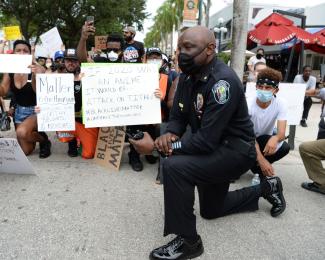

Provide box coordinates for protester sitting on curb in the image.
[299,88,325,195]
[56,49,99,159]
[248,68,290,214]
[0,40,51,158]
[294,65,316,128]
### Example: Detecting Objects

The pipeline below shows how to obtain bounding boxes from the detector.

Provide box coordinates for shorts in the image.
[15,105,35,124]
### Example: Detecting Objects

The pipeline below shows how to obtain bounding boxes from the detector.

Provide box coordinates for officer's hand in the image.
[155,133,179,156]
[258,158,275,177]
[263,136,278,156]
[129,132,154,155]
[81,21,96,40]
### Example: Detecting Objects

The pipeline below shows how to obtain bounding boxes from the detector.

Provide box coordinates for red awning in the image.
[248,13,316,45]
[314,28,325,47]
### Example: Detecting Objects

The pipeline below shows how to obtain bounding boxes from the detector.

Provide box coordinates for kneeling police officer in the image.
[130,26,286,260]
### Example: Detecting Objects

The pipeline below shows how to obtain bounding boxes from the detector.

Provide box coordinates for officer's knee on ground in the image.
[282,141,290,156]
[200,208,222,220]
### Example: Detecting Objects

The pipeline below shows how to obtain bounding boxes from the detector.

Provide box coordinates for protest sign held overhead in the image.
[81,63,161,128]
[36,74,75,131]
[3,26,22,40]
[40,27,63,58]
[95,36,108,50]
[0,138,35,175]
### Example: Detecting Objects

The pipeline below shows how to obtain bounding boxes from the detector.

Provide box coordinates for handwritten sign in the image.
[94,126,125,171]
[246,82,306,125]
[3,26,22,40]
[0,138,35,175]
[40,27,63,58]
[95,36,108,50]
[0,54,32,74]
[36,74,75,131]
[81,63,161,128]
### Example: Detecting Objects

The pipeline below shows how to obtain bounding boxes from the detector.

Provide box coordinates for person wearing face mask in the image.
[247,68,289,202]
[122,26,145,63]
[129,27,285,260]
[247,48,266,82]
[93,34,124,63]
[0,40,51,158]
[56,49,98,159]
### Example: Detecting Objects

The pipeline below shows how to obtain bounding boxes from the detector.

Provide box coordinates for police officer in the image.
[130,26,286,260]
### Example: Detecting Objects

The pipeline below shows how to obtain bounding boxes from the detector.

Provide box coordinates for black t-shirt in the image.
[9,74,36,107]
[123,41,145,63]
[74,80,82,123]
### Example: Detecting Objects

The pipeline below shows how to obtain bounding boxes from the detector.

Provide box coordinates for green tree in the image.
[0,0,147,47]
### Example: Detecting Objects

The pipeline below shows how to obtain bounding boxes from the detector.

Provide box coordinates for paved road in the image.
[0,103,325,260]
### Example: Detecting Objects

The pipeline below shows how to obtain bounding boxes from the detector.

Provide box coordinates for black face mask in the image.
[178,46,206,75]
[256,53,263,59]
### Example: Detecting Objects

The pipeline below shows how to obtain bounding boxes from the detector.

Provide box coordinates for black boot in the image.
[39,132,51,159]
[149,235,204,260]
[128,146,143,172]
[262,177,286,217]
[68,139,78,157]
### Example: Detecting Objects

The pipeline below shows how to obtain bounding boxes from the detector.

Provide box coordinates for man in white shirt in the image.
[247,48,266,82]
[293,65,317,127]
[248,67,289,217]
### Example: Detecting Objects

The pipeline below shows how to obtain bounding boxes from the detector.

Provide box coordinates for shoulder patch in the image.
[212,80,230,104]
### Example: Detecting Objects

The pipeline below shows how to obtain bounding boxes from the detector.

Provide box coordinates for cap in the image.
[123,26,136,35]
[54,50,64,60]
[146,47,162,56]
[64,48,78,60]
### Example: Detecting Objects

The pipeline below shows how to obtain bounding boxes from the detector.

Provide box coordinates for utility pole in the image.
[230,0,249,81]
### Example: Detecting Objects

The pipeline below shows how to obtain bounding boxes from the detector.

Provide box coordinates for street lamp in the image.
[214,18,228,53]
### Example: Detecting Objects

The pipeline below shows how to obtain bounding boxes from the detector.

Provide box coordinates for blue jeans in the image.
[14,105,35,124]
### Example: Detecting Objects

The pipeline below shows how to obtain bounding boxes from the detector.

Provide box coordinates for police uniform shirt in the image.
[166,57,255,155]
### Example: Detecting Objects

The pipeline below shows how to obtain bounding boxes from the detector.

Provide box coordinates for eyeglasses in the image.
[256,85,275,91]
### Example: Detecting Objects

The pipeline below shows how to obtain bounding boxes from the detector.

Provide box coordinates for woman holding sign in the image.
[0,40,51,158]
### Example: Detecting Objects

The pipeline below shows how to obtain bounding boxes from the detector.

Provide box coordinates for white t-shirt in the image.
[247,97,288,137]
[247,55,266,81]
[293,74,316,91]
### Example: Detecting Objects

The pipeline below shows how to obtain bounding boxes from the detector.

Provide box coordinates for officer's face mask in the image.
[256,89,273,103]
[178,46,206,75]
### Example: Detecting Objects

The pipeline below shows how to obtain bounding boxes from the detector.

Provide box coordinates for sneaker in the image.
[300,119,307,127]
[149,235,204,260]
[145,154,158,164]
[67,139,78,157]
[263,177,286,217]
[39,139,51,158]
[301,182,325,195]
[128,152,143,172]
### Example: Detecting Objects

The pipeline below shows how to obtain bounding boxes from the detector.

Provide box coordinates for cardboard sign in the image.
[246,82,306,125]
[40,27,63,58]
[81,63,161,128]
[36,74,75,131]
[3,26,22,40]
[0,138,35,175]
[94,126,126,171]
[95,36,108,50]
[0,54,32,74]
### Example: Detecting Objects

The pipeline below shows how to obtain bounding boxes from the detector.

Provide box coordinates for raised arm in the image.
[77,22,96,63]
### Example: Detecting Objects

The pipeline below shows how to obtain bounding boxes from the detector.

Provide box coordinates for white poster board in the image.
[0,54,32,74]
[39,27,63,58]
[36,74,75,131]
[246,82,306,125]
[0,138,35,175]
[81,63,161,128]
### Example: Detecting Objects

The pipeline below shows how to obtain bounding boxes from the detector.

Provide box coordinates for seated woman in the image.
[0,40,51,158]
[248,67,290,182]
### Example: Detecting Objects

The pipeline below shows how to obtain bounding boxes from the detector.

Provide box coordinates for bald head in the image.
[180,26,216,45]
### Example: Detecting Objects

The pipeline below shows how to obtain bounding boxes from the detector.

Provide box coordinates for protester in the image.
[293,65,317,127]
[248,68,290,211]
[93,34,124,63]
[252,61,267,82]
[0,40,51,158]
[247,48,266,82]
[53,50,66,73]
[122,26,145,63]
[57,49,98,159]
[130,26,286,260]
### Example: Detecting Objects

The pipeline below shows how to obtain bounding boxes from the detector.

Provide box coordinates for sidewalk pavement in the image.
[0,103,325,260]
